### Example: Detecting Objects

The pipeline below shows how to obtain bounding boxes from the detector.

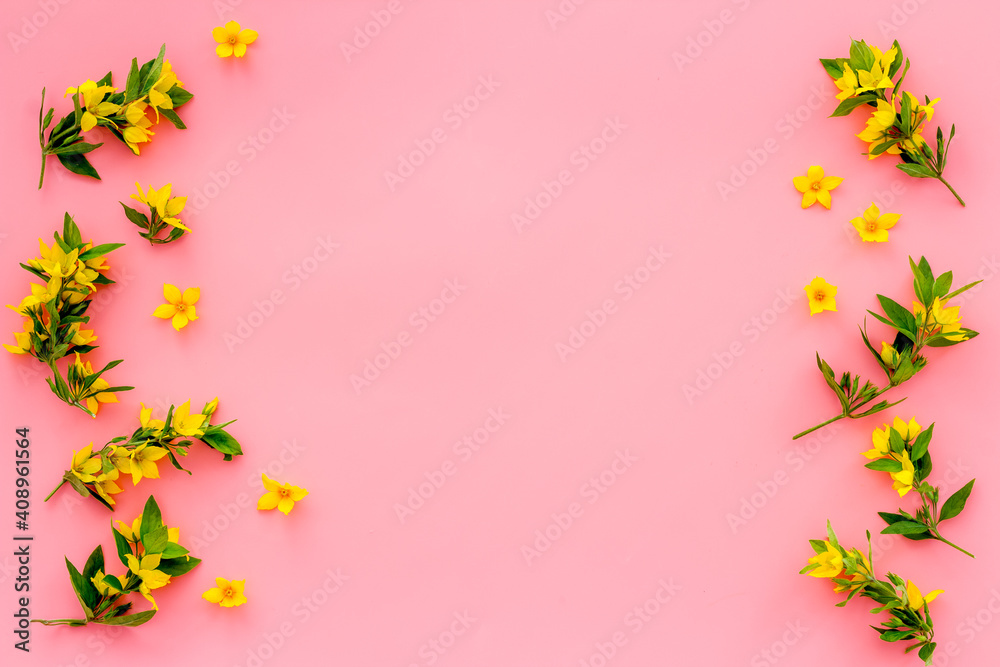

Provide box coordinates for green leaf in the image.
[919,642,936,664]
[81,545,105,587]
[159,107,187,130]
[56,152,101,180]
[140,495,164,539]
[98,610,156,627]
[931,271,953,299]
[161,542,189,559]
[62,213,82,247]
[878,511,910,525]
[79,242,125,260]
[887,40,904,78]
[882,520,931,535]
[866,458,903,472]
[101,573,122,593]
[943,280,982,302]
[42,108,54,131]
[168,86,194,107]
[830,95,876,118]
[819,58,844,79]
[141,526,169,555]
[124,57,141,100]
[910,424,934,462]
[809,539,828,554]
[112,527,132,567]
[65,557,94,618]
[51,141,103,156]
[849,39,875,70]
[940,479,975,521]
[877,294,917,335]
[157,555,201,577]
[201,430,244,457]
[896,163,936,178]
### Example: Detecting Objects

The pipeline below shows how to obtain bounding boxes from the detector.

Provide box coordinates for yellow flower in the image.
[139,403,166,435]
[70,443,102,482]
[804,277,837,316]
[851,203,900,243]
[906,580,943,610]
[65,80,120,132]
[203,577,247,607]
[171,400,207,437]
[109,445,133,476]
[202,397,220,417]
[792,166,843,209]
[834,553,872,593]
[129,443,169,486]
[131,182,190,232]
[148,60,182,120]
[122,100,155,155]
[856,118,903,160]
[70,353,119,416]
[865,416,921,459]
[116,516,180,545]
[213,21,258,58]
[126,553,171,610]
[92,569,126,597]
[914,298,966,341]
[806,541,844,578]
[3,320,34,355]
[9,276,63,315]
[68,323,97,347]
[153,284,199,331]
[833,64,859,101]
[879,341,901,369]
[258,473,309,515]
[889,449,915,497]
[93,468,124,506]
[857,44,896,92]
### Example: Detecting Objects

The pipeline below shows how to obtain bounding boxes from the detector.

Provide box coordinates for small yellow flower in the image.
[115,516,179,546]
[213,21,258,58]
[93,468,124,506]
[3,320,34,355]
[65,80,120,132]
[257,473,308,515]
[804,277,837,316]
[889,449,916,497]
[851,203,900,242]
[203,577,247,607]
[879,342,900,369]
[833,553,872,594]
[914,298,966,341]
[70,353,119,416]
[906,580,943,610]
[170,400,207,437]
[139,403,166,435]
[153,284,199,331]
[126,553,171,610]
[863,416,921,459]
[131,182,190,232]
[793,166,843,209]
[122,100,155,155]
[92,569,126,597]
[806,541,843,578]
[70,443,102,482]
[129,443,169,486]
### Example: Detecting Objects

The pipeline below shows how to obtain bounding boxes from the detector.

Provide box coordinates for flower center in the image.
[225,588,233,597]
[811,182,822,191]
[228,35,238,45]
[176,303,187,312]
[866,221,877,232]
[279,488,291,498]
[814,291,825,302]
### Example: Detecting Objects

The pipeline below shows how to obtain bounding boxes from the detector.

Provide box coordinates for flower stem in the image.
[793,414,845,440]
[937,175,965,207]
[44,479,66,502]
[933,532,974,558]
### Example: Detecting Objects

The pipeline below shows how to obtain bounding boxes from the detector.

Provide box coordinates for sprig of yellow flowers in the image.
[45,398,243,510]
[793,256,978,439]
[33,496,200,627]
[863,417,975,558]
[4,214,131,416]
[121,183,190,244]
[821,39,964,206]
[38,44,193,189]
[802,522,941,665]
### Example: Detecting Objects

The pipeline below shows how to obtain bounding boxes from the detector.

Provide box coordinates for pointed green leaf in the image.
[98,610,156,627]
[866,458,903,472]
[830,95,877,117]
[882,520,931,535]
[56,152,101,180]
[940,479,975,521]
[910,423,934,462]
[877,294,917,335]
[139,495,163,538]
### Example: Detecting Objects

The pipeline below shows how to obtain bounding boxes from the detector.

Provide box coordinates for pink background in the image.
[2,1,999,665]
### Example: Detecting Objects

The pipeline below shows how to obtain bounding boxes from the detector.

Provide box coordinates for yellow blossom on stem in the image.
[890,449,916,496]
[851,203,900,242]
[213,21,258,58]
[804,277,837,316]
[170,400,207,437]
[792,166,843,209]
[70,353,119,416]
[139,403,166,435]
[126,553,171,610]
[203,577,247,607]
[3,320,34,355]
[805,541,843,578]
[257,473,308,515]
[906,580,943,610]
[70,443,101,482]
[913,298,966,341]
[65,80,120,132]
[879,342,901,369]
[131,182,190,232]
[863,417,921,459]
[129,443,169,485]
[153,284,199,331]
[93,468,124,506]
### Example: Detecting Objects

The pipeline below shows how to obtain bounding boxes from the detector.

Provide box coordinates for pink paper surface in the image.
[2,1,999,665]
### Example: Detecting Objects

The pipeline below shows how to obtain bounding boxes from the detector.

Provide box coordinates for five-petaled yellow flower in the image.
[153,284,199,331]
[804,277,837,316]
[129,443,169,485]
[126,553,171,610]
[793,166,843,209]
[863,416,921,459]
[65,80,120,132]
[203,577,247,607]
[71,353,120,416]
[170,399,207,437]
[258,474,308,515]
[851,203,900,242]
[889,449,916,496]
[806,541,843,578]
[906,580,943,611]
[213,21,258,58]
[131,183,190,232]
[913,298,966,342]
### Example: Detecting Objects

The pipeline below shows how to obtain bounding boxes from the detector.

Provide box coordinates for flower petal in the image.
[238,29,258,45]
[816,190,832,209]
[792,176,810,193]
[234,43,247,58]
[806,165,824,181]
[203,587,224,603]
[153,304,176,319]
[277,497,295,514]
[216,43,234,58]
[257,491,280,510]
[212,26,228,43]
[819,176,843,190]
[172,312,189,331]
[801,190,817,208]
[163,283,181,304]
[182,287,200,305]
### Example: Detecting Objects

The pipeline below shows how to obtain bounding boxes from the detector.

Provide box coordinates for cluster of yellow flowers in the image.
[4,215,130,416]
[38,44,193,188]
[821,39,964,206]
[121,182,191,244]
[48,398,242,510]
[802,523,942,663]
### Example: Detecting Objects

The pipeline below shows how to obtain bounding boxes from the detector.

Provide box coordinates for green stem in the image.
[937,175,965,207]
[932,532,974,558]
[792,414,845,440]
[44,479,66,502]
